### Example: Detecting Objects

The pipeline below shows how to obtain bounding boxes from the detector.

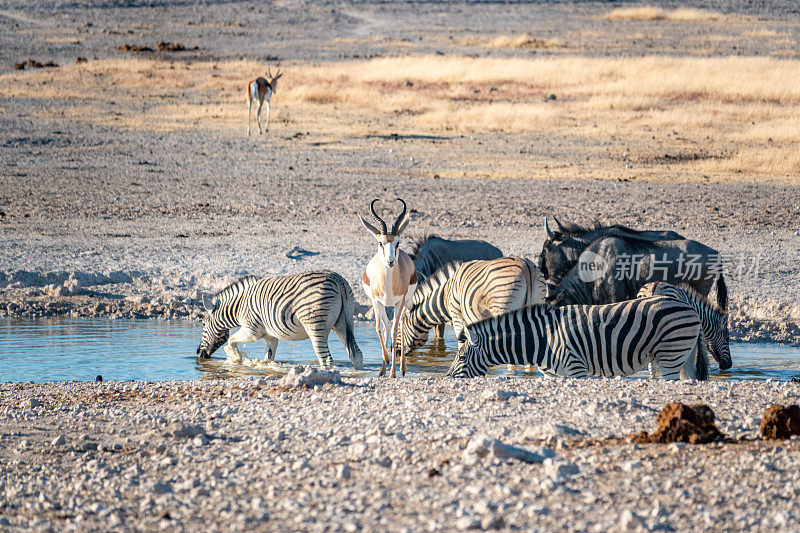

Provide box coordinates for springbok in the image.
[247,68,283,136]
[360,198,418,377]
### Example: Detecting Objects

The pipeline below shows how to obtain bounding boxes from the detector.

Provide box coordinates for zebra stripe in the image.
[637,281,731,370]
[400,257,546,353]
[447,295,702,379]
[197,270,362,370]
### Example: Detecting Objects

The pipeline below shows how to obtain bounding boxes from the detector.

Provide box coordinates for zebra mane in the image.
[671,282,727,316]
[407,234,438,261]
[414,260,462,298]
[211,275,259,306]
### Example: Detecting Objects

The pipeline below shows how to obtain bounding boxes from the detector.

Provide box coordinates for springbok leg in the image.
[374,303,390,377]
[248,97,252,136]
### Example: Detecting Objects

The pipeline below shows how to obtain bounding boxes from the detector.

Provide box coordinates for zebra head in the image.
[196,295,229,358]
[400,262,460,354]
[446,330,486,378]
[707,309,731,370]
[359,198,410,268]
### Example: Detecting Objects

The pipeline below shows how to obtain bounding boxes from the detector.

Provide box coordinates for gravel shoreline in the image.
[2,376,800,531]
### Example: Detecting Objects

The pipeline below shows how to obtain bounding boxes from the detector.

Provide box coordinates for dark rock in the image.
[14,63,25,70]
[76,57,88,64]
[96,375,103,382]
[157,42,186,52]
[760,404,800,440]
[118,44,153,52]
[634,402,723,444]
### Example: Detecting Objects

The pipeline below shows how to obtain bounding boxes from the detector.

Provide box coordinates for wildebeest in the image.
[539,217,684,286]
[540,218,727,311]
[408,235,503,338]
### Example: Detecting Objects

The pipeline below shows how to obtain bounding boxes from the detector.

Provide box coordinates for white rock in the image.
[479,389,516,402]
[525,423,584,440]
[463,435,556,465]
[279,365,341,388]
[336,464,351,480]
[619,509,645,531]
[543,458,580,478]
[51,435,66,446]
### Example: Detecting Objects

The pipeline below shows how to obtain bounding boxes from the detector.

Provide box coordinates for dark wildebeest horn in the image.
[552,215,564,232]
[370,199,388,235]
[391,198,407,235]
[545,217,555,239]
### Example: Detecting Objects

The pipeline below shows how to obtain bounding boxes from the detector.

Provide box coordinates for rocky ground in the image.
[1,374,799,531]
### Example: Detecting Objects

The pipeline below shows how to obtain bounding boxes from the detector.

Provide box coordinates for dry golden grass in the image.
[606,6,724,22]
[457,34,562,49]
[1,54,799,180]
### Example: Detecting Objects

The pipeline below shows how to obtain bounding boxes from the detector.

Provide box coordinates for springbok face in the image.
[359,198,410,269]
[196,301,229,358]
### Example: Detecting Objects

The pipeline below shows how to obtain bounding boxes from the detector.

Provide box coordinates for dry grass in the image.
[457,34,562,49]
[1,54,799,180]
[606,6,724,22]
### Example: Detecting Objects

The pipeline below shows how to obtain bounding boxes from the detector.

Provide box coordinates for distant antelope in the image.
[247,67,283,136]
[360,198,418,377]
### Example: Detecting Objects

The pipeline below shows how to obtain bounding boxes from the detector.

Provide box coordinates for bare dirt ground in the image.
[1,2,800,529]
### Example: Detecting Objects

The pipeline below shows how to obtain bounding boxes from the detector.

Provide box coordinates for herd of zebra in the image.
[196,204,730,381]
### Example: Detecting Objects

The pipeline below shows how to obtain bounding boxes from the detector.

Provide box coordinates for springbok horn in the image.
[545,217,555,239]
[370,199,388,235]
[267,68,272,79]
[201,294,214,311]
[391,198,407,235]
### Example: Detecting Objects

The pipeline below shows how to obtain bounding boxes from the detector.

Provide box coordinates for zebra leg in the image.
[264,336,279,362]
[307,328,334,370]
[392,294,407,377]
[225,327,259,364]
[434,323,445,340]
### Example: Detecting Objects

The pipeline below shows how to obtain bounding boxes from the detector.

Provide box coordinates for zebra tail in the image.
[715,274,728,312]
[695,333,710,381]
[337,277,363,369]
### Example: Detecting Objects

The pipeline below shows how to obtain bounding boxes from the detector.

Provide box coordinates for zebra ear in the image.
[545,217,555,239]
[201,294,214,312]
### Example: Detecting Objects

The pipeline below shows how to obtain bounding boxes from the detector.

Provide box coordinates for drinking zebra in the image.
[400,257,546,354]
[446,295,703,379]
[196,271,363,370]
[637,281,731,370]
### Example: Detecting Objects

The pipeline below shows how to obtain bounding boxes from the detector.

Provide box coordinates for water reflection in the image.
[0,318,798,383]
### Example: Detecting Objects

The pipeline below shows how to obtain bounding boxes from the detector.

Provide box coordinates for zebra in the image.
[408,234,503,339]
[637,281,731,371]
[196,270,363,370]
[446,295,703,380]
[400,257,546,354]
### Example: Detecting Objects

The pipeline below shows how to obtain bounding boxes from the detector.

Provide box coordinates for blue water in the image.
[0,318,798,383]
